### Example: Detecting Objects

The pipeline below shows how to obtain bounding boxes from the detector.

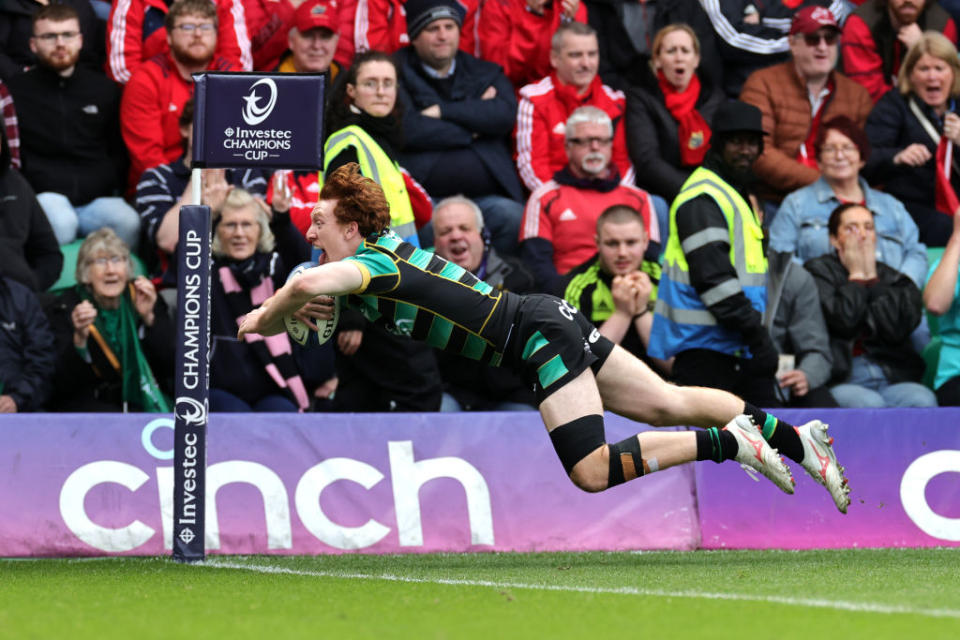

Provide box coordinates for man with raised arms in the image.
[238,163,851,512]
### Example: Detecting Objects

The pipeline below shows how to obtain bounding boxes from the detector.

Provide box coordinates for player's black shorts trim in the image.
[504,294,615,405]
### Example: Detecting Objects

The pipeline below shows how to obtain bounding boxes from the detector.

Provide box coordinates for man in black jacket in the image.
[0,275,55,412]
[7,5,138,249]
[395,0,524,256]
[0,122,62,293]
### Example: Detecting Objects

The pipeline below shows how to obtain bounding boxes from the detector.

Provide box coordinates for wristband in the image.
[632,309,649,321]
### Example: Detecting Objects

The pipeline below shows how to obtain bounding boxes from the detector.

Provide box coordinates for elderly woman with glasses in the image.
[208,187,325,412]
[865,31,960,246]
[772,116,928,288]
[47,227,174,412]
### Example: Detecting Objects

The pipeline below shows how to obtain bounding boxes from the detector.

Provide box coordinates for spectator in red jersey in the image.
[120,0,237,187]
[519,106,658,293]
[740,6,872,208]
[625,23,724,203]
[842,0,957,103]
[516,21,634,193]
[479,0,588,90]
[354,0,479,56]
[106,0,250,84]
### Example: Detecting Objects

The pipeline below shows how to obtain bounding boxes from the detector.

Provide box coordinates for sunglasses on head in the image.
[802,31,838,46]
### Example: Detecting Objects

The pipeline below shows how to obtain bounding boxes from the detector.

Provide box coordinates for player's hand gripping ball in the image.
[283,261,340,347]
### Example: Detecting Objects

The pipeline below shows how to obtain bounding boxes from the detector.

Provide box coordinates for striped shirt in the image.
[345,232,522,365]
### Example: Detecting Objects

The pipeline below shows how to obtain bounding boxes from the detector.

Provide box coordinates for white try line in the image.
[202,559,960,620]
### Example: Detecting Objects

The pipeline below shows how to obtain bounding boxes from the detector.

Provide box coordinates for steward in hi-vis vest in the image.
[649,101,782,408]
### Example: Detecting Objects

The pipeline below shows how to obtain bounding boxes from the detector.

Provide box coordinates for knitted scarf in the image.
[79,283,170,413]
[658,70,710,167]
[217,253,309,411]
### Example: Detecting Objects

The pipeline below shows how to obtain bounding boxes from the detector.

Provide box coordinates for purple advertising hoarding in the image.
[2,410,959,557]
[697,408,960,549]
[0,413,697,557]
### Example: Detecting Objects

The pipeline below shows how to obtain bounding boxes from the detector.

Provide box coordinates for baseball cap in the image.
[789,6,839,36]
[295,0,340,33]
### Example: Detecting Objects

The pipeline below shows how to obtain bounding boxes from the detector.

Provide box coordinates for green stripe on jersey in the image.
[426,316,454,350]
[408,249,434,271]
[348,252,396,278]
[471,279,494,295]
[522,331,548,361]
[461,334,487,360]
[375,235,402,251]
[393,302,418,334]
[439,261,466,281]
[538,354,568,390]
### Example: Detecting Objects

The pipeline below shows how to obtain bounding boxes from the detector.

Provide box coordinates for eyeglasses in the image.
[90,255,126,267]
[566,136,614,147]
[357,79,396,91]
[173,23,216,33]
[821,144,859,156]
[801,31,838,47]
[220,220,257,232]
[33,31,80,43]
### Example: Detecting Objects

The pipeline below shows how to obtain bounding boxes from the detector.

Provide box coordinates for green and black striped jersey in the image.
[344,232,522,366]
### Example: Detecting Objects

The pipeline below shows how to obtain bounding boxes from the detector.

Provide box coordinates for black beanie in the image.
[405,0,465,41]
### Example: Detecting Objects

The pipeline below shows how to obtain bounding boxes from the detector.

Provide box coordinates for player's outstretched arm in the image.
[238,261,364,339]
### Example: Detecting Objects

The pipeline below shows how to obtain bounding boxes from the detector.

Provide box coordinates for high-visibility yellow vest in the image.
[648,166,767,359]
[324,125,418,243]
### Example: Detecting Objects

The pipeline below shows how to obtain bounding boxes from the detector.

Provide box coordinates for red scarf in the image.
[936,136,960,215]
[658,70,710,167]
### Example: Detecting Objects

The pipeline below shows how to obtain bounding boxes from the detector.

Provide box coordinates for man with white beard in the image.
[519,106,658,293]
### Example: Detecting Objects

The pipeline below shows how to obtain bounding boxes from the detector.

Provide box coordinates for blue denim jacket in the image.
[771,177,928,287]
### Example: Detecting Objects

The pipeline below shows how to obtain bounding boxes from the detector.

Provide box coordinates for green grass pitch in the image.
[2,549,958,639]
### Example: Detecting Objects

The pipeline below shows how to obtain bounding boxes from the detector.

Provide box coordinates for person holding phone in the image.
[46,228,175,412]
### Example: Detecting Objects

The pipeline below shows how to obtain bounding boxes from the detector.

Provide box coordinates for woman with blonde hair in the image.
[625,23,724,202]
[47,228,174,412]
[865,31,960,246]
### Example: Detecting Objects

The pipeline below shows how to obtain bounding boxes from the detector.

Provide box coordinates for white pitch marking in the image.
[202,559,960,620]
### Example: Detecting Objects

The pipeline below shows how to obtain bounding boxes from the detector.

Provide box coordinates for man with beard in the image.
[842,0,957,102]
[649,101,781,408]
[120,0,236,187]
[519,106,658,293]
[7,6,139,250]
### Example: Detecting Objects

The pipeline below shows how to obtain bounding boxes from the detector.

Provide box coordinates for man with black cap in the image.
[395,0,525,256]
[648,101,850,510]
[650,100,778,407]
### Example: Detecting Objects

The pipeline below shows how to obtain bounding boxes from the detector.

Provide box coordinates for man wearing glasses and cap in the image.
[740,6,872,210]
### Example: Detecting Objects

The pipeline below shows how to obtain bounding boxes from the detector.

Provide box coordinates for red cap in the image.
[789,6,839,35]
[295,0,340,33]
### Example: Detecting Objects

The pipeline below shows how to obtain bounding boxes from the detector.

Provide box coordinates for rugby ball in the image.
[283,261,340,347]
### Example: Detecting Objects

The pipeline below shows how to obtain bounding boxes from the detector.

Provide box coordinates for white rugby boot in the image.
[723,415,795,494]
[795,420,851,514]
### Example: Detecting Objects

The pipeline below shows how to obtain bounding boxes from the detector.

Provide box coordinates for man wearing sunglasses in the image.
[740,6,871,212]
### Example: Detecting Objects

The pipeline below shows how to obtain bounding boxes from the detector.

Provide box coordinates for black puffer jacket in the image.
[804,253,925,384]
[625,64,725,201]
[0,275,55,411]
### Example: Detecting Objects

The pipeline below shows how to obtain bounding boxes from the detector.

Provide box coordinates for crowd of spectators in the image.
[4,0,960,414]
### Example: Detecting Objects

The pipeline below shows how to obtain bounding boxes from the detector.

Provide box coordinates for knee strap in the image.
[607,436,644,487]
[549,415,605,475]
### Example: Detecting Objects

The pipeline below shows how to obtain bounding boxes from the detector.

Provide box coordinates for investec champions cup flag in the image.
[172,73,325,562]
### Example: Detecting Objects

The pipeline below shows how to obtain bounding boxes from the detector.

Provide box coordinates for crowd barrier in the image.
[1,409,958,556]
